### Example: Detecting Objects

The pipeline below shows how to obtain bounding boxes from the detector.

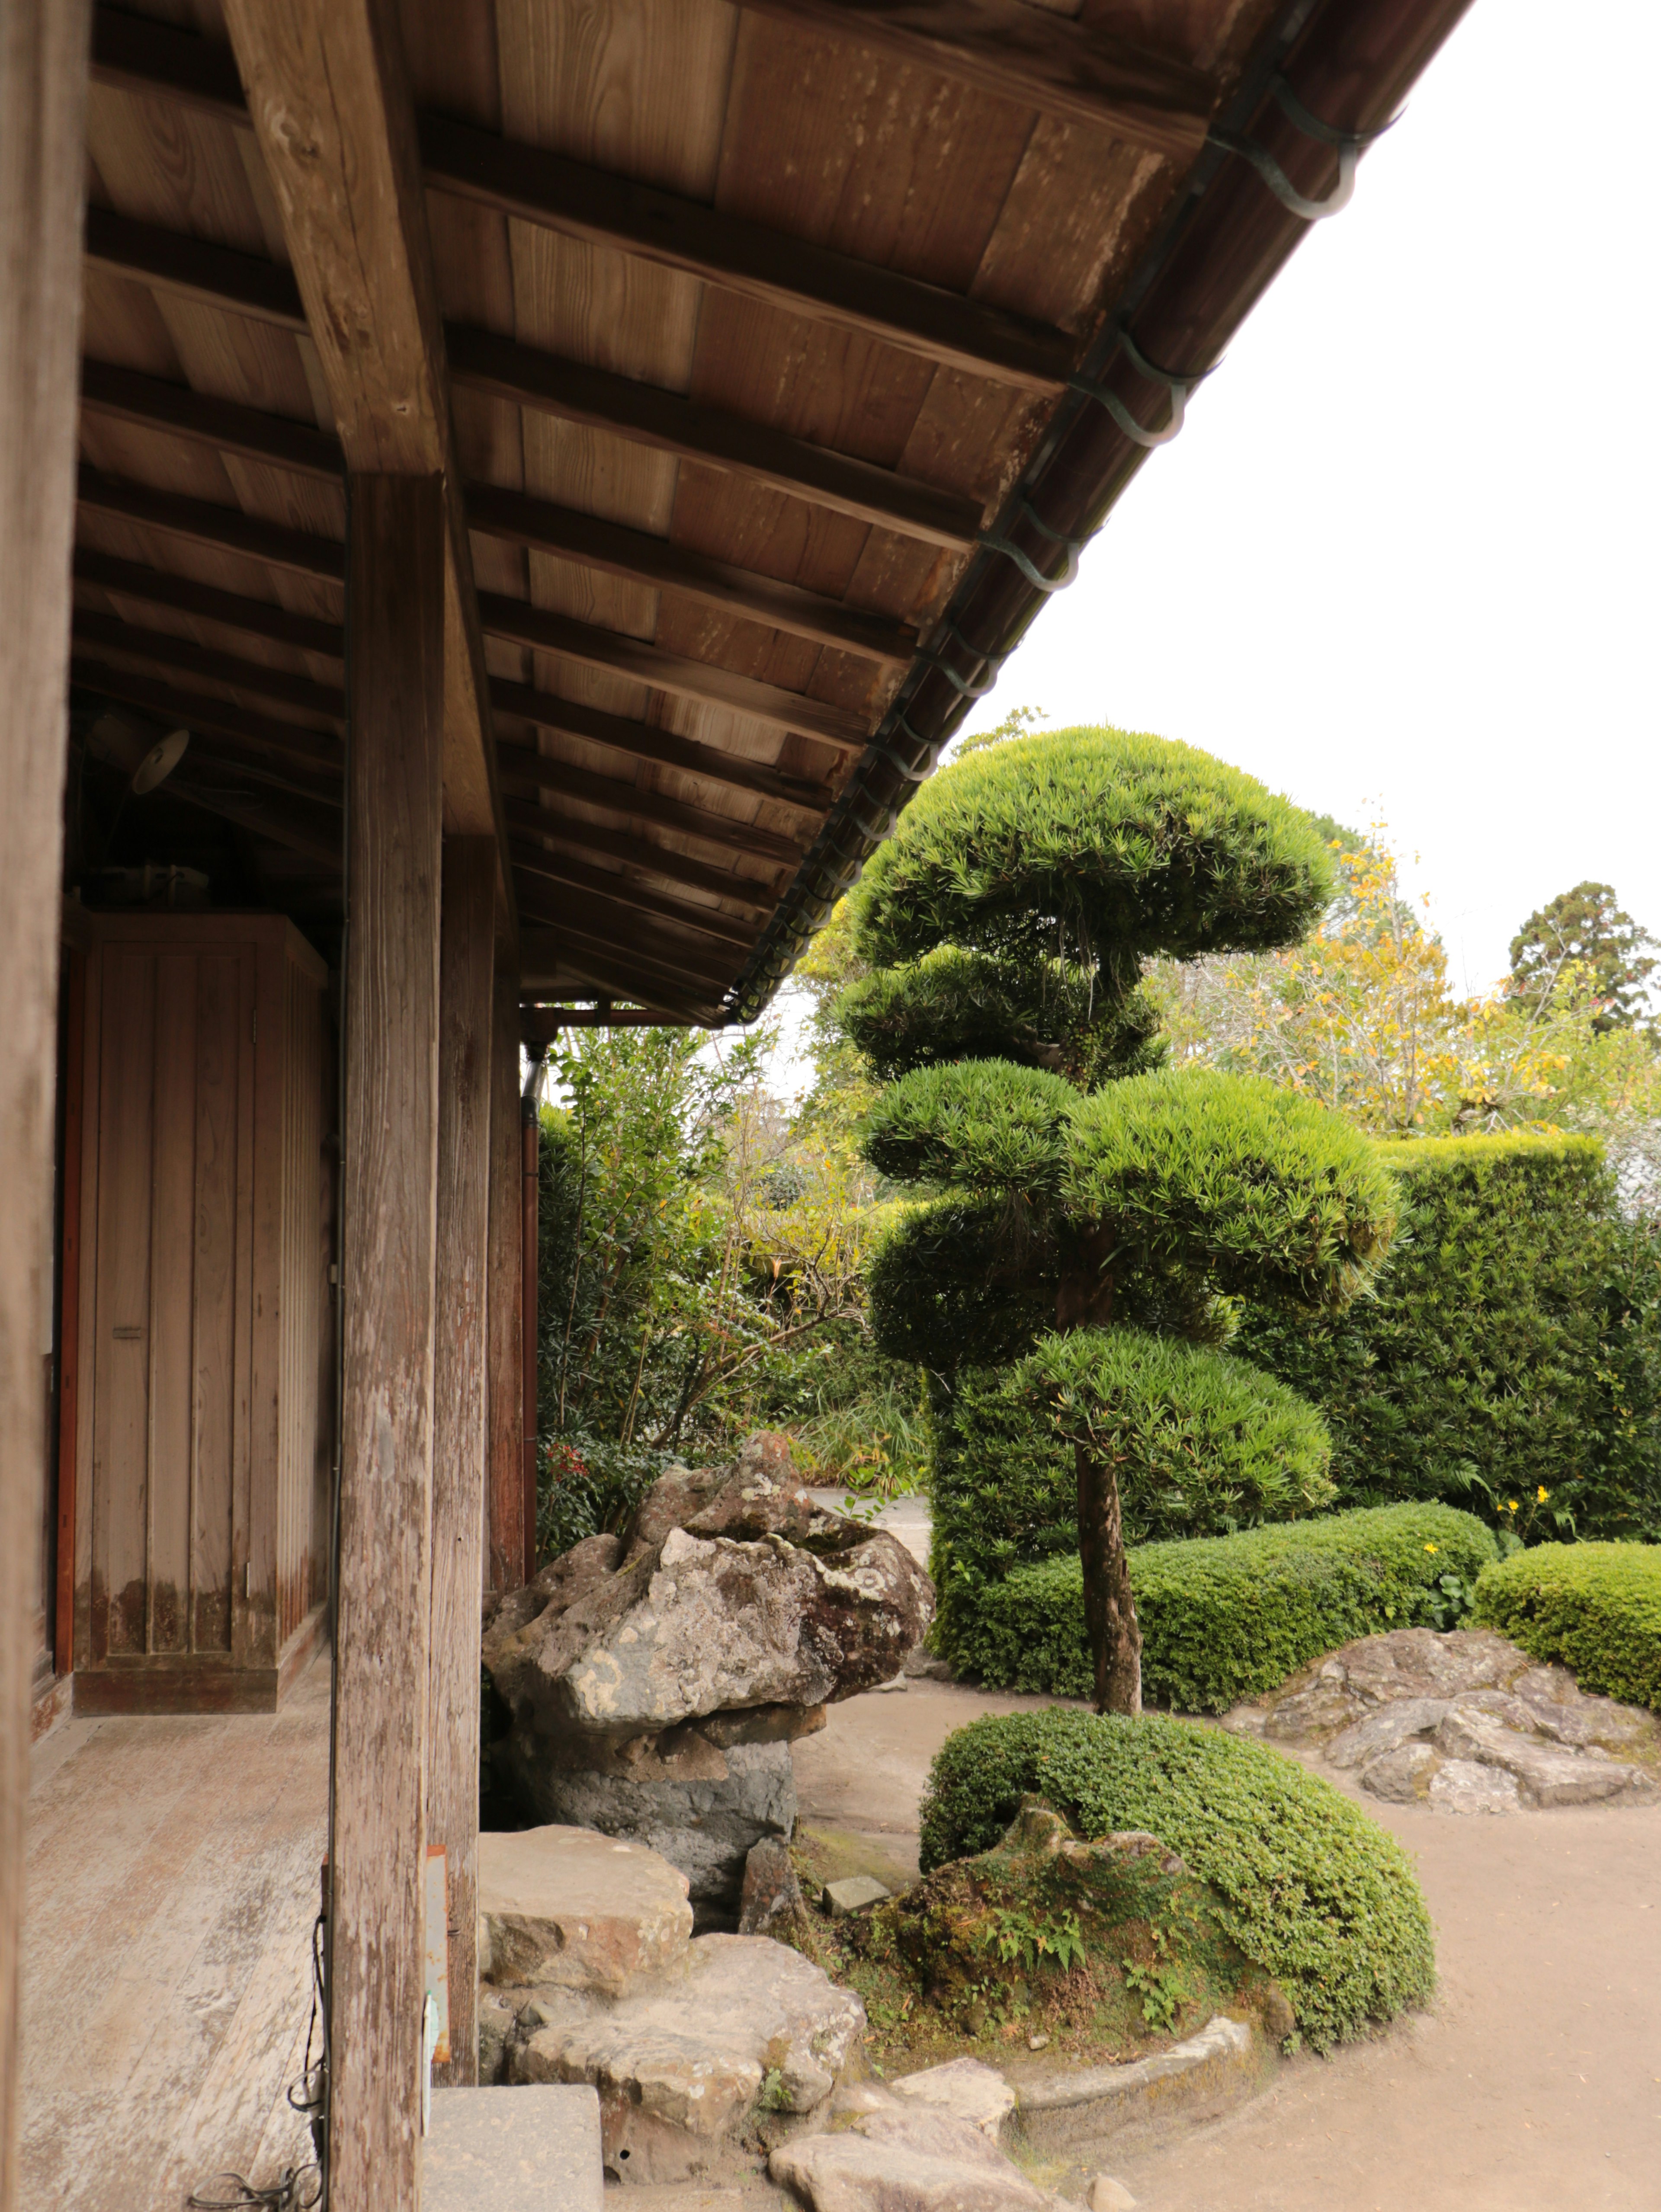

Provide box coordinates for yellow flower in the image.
[1507,1500,1520,1513]
[1536,1485,1550,1503]
[1424,1543,1439,1554]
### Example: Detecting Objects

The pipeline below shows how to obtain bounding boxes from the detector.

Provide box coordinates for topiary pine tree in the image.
[841,727,1397,1715]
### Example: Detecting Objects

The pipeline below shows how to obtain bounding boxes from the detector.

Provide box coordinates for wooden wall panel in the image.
[147,954,199,1652]
[192,951,242,1655]
[277,950,325,1648]
[485,969,523,1591]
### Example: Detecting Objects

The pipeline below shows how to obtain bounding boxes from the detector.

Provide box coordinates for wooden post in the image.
[332,474,446,2208]
[0,1,90,2198]
[427,838,494,2088]
[486,976,523,1592]
[522,1090,540,1581]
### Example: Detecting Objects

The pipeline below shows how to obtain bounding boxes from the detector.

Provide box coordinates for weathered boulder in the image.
[889,2058,1015,2142]
[513,1932,866,2183]
[1428,1759,1521,1816]
[1325,1699,1450,1770]
[1358,1741,1437,1803]
[1434,1707,1655,1807]
[738,1835,803,1937]
[772,2102,1053,2212]
[483,1440,934,1921]
[477,1826,693,1997]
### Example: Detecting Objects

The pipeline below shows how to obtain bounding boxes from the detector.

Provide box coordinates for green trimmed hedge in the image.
[1238,1132,1661,1542]
[918,1708,1435,2049]
[945,1503,1497,1709]
[1473,1542,1661,1711]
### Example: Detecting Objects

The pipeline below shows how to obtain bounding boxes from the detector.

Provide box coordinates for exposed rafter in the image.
[77,464,345,582]
[74,546,342,657]
[519,1002,694,1038]
[502,799,781,914]
[72,608,344,721]
[83,204,308,332]
[513,883,749,986]
[738,0,1213,158]
[507,841,758,951]
[446,325,982,550]
[497,746,808,867]
[69,656,342,775]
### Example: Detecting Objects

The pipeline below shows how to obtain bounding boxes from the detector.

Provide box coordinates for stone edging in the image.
[1010,2015,1262,2156]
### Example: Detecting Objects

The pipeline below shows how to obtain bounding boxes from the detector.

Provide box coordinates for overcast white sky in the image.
[943,0,1661,1000]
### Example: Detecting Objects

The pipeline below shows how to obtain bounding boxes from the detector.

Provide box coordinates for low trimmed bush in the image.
[1473,1541,1661,1711]
[944,1502,1497,1709]
[918,1707,1435,2049]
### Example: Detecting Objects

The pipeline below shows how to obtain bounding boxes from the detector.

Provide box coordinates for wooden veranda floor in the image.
[20,1656,329,2212]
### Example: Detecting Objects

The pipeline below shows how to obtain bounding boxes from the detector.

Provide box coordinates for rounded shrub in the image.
[1473,1541,1661,1710]
[942,1502,1499,1708]
[918,1706,1436,2049]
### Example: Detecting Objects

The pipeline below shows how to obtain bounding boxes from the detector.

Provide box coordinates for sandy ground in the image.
[793,1676,1661,2212]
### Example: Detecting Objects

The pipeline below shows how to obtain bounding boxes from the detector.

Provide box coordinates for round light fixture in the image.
[130,726,190,795]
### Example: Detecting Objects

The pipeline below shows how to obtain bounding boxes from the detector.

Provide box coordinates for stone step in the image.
[425,2084,603,2212]
[479,1825,694,1997]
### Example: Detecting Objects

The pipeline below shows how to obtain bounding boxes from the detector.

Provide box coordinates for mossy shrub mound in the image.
[862,1801,1269,2054]
[920,1709,1435,2051]
[1474,1541,1661,1711]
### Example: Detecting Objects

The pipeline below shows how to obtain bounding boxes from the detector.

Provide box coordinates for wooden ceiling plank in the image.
[512,879,754,970]
[418,111,1071,394]
[527,909,736,1001]
[476,589,865,751]
[466,481,914,664]
[72,546,343,658]
[503,799,780,915]
[506,840,756,952]
[71,608,344,720]
[489,678,827,816]
[90,6,248,126]
[217,0,506,864]
[738,0,1212,159]
[83,204,308,332]
[70,656,342,773]
[79,357,342,481]
[497,749,805,868]
[445,323,982,550]
[78,464,345,582]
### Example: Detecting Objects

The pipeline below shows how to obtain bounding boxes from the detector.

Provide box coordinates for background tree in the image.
[845,727,1395,1714]
[1510,881,1658,1033]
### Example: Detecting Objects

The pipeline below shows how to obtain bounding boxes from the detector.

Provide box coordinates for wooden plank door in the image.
[87,942,253,1670]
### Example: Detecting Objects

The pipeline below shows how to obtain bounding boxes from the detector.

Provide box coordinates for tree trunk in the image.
[1074,1441,1142,1715]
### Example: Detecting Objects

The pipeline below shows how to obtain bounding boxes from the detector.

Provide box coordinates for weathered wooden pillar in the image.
[426,838,495,2088]
[486,976,524,1592]
[332,474,446,2206]
[0,1,90,2199]
[522,1088,541,1580]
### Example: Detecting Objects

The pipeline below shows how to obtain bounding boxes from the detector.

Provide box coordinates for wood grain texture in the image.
[428,839,495,2087]
[218,0,507,861]
[0,3,88,2190]
[332,473,446,2209]
[738,0,1213,156]
[485,972,524,1594]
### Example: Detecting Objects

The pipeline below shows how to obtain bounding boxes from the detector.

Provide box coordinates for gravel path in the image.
[794,1493,1661,2212]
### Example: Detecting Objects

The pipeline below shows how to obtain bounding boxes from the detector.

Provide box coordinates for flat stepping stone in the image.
[890,2057,1016,2140]
[822,1875,890,1917]
[479,1826,693,1995]
[773,2102,1051,2212]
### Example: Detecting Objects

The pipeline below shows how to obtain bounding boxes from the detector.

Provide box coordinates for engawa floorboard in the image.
[20,1654,329,2212]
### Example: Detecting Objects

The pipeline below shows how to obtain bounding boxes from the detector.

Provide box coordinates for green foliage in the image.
[940,1504,1498,1708]
[862,1059,1078,1194]
[850,726,1336,981]
[1065,1069,1397,1311]
[1021,1329,1335,1527]
[867,1200,1057,1372]
[789,1375,931,1498]
[840,947,1163,1088]
[1235,1131,1661,1540]
[1473,1541,1661,1711]
[917,1708,1437,2048]
[1510,880,1657,1033]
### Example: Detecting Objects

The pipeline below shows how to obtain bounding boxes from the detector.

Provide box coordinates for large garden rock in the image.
[772,2101,1052,2212]
[477,1826,693,1995]
[484,1439,933,1921]
[1248,1625,1658,1816]
[513,1932,866,2183]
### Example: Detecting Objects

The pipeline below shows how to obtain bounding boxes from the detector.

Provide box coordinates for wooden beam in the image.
[466,483,914,667]
[488,680,828,817]
[69,658,343,775]
[740,0,1212,160]
[516,900,739,997]
[533,933,728,1024]
[428,837,495,2088]
[83,202,308,330]
[77,351,911,661]
[478,592,866,752]
[0,4,89,2192]
[503,800,780,915]
[446,325,984,551]
[497,746,807,868]
[80,356,342,480]
[509,842,758,952]
[86,10,1081,394]
[219,0,506,862]
[520,1003,694,1038]
[331,475,446,2205]
[78,464,346,582]
[485,971,523,1594]
[72,608,345,720]
[74,545,343,657]
[419,111,1072,394]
